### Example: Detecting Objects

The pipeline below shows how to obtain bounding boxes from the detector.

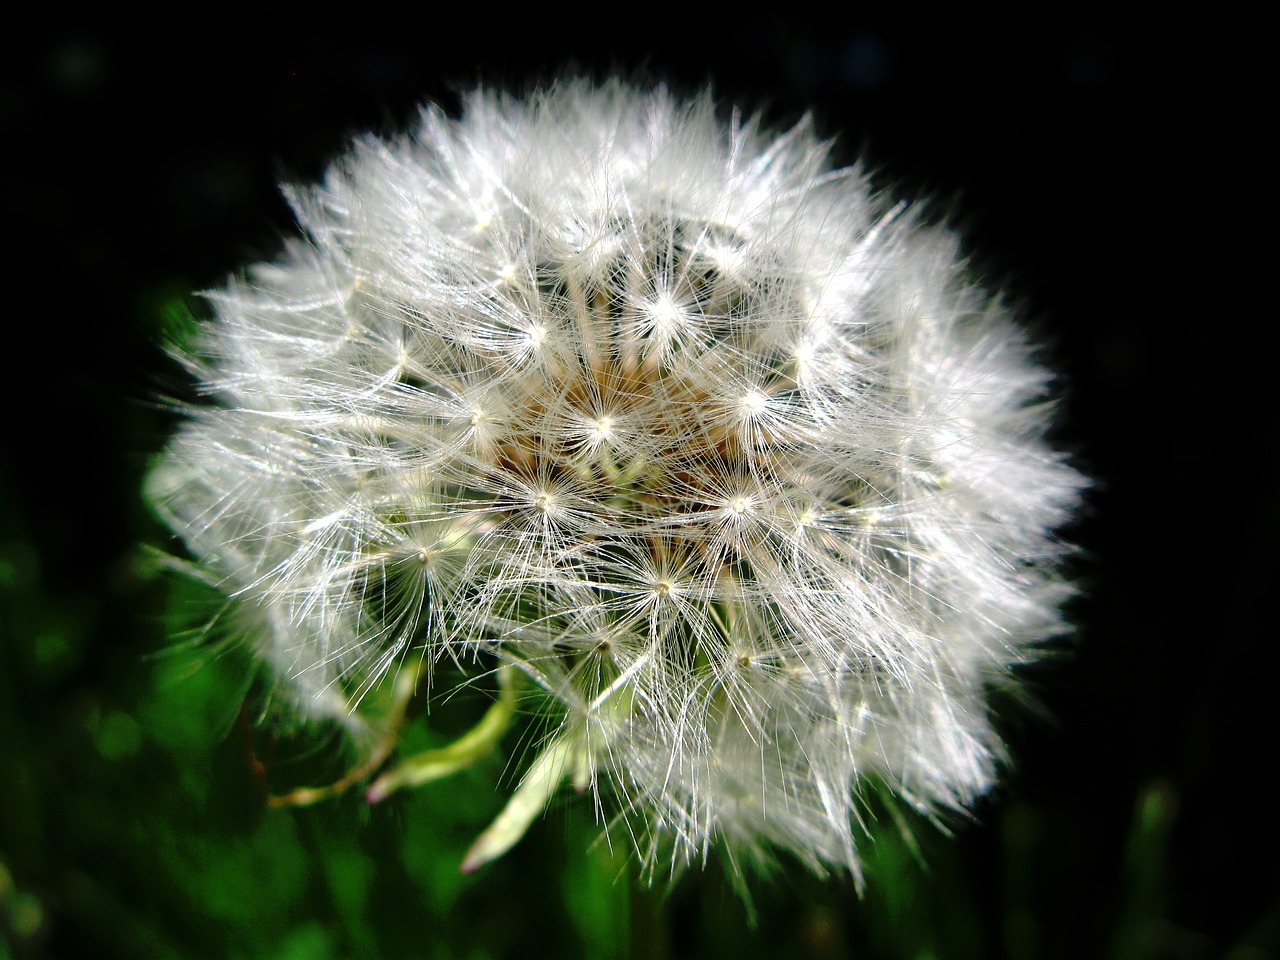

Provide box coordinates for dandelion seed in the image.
[149,79,1086,888]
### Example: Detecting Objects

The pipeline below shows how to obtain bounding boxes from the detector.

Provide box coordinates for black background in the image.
[3,12,1272,959]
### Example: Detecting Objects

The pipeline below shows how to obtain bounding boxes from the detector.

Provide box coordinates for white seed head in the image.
[149,80,1086,886]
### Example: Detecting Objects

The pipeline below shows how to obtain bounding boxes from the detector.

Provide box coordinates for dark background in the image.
[2,13,1272,960]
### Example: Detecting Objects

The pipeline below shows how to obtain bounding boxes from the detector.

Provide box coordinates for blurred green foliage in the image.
[4,526,1274,959]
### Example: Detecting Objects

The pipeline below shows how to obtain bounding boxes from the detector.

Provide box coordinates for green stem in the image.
[365,665,518,803]
[460,659,639,871]
[460,731,576,873]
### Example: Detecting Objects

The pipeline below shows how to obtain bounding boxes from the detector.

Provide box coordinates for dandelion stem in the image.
[365,665,518,803]
[460,732,575,873]
[266,661,423,809]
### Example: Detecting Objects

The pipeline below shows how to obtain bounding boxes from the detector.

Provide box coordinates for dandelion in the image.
[148,80,1085,886]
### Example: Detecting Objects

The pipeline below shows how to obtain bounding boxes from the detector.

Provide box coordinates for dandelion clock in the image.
[148,79,1086,887]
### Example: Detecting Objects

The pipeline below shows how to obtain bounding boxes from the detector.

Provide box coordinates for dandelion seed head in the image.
[149,79,1086,887]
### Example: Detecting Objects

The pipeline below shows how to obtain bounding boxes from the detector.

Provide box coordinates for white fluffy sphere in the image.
[150,80,1085,882]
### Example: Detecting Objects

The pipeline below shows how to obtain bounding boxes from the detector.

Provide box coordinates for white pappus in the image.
[148,79,1086,886]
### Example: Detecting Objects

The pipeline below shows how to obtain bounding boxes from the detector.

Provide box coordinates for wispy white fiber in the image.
[149,79,1085,884]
